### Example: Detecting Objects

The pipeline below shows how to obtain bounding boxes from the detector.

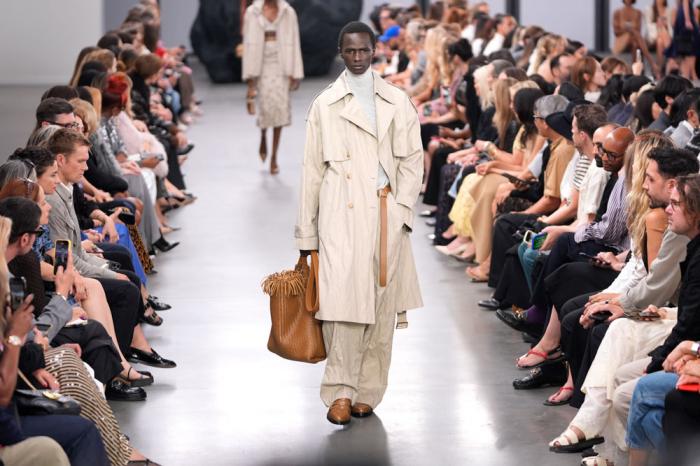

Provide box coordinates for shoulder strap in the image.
[304,251,319,312]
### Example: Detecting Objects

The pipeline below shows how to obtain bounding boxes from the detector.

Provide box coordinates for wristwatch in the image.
[5,335,21,347]
[691,341,700,357]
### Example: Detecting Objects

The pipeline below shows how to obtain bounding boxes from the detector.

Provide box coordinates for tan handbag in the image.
[262,252,325,363]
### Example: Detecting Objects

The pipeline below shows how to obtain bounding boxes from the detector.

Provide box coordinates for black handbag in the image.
[14,370,81,416]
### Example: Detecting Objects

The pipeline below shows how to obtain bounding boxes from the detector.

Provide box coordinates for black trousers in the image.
[98,241,146,318]
[20,414,109,466]
[51,320,123,384]
[560,292,610,408]
[433,163,461,245]
[531,233,614,309]
[545,262,619,313]
[488,213,538,288]
[663,389,700,466]
[423,147,456,206]
[492,244,532,310]
[94,276,140,355]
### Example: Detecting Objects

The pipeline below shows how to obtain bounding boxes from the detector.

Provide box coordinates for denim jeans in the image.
[626,371,679,450]
[517,242,540,294]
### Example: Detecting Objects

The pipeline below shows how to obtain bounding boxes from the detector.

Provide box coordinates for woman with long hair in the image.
[242,0,304,175]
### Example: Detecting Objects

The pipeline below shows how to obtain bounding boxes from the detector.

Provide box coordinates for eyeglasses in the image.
[48,121,81,130]
[20,227,43,237]
[601,147,625,159]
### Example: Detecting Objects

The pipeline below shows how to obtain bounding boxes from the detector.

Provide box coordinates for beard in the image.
[648,197,668,209]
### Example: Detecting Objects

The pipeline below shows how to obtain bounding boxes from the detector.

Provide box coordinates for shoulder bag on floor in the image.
[262,252,326,363]
[14,369,81,416]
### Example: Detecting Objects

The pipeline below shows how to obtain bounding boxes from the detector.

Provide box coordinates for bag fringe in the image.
[261,270,305,297]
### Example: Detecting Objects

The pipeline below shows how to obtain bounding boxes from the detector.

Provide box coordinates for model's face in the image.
[643,159,674,208]
[666,186,695,236]
[340,32,375,75]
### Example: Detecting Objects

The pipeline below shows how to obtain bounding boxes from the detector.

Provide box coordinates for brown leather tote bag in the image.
[262,252,325,363]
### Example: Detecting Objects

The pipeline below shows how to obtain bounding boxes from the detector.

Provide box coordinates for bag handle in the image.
[304,251,320,313]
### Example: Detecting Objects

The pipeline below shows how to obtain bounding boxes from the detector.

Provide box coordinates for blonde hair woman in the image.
[242,0,304,175]
[528,34,566,81]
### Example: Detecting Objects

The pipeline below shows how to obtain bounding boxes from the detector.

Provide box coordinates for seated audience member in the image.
[0,216,110,466]
[648,75,693,131]
[548,150,700,464]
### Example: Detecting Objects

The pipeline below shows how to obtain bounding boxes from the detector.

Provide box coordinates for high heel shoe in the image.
[153,237,179,253]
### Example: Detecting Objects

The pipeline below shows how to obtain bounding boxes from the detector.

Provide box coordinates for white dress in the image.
[256,17,291,129]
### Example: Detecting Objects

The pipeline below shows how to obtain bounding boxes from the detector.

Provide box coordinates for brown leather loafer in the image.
[351,402,374,418]
[327,398,352,425]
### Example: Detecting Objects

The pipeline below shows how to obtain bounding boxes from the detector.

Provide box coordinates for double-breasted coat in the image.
[295,71,423,324]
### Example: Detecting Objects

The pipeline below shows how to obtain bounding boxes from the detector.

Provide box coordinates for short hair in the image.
[676,174,700,228]
[622,75,651,101]
[489,59,512,78]
[501,66,528,81]
[573,103,608,138]
[529,74,555,95]
[47,128,90,158]
[557,81,584,101]
[487,50,515,65]
[648,147,700,179]
[551,53,572,71]
[40,86,79,102]
[535,94,569,119]
[8,146,55,178]
[338,21,377,50]
[35,98,73,126]
[133,53,162,79]
[447,38,473,62]
[0,197,41,244]
[654,74,693,109]
[97,32,122,56]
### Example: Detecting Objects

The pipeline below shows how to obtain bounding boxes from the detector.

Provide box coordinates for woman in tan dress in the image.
[242,0,304,174]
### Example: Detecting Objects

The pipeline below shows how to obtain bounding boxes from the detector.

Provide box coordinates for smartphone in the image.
[531,232,548,250]
[35,322,51,335]
[636,49,642,63]
[53,239,71,275]
[639,309,661,320]
[9,276,26,312]
[423,104,432,117]
[590,310,612,322]
[127,153,142,162]
[677,383,700,392]
[578,252,610,265]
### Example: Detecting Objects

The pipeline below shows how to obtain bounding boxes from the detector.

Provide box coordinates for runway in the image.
[0,64,582,466]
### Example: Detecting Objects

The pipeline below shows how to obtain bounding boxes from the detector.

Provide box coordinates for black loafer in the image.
[425,218,437,227]
[512,365,567,390]
[153,237,179,253]
[176,143,195,155]
[478,298,501,310]
[147,295,172,311]
[106,379,147,401]
[496,308,543,336]
[128,347,177,368]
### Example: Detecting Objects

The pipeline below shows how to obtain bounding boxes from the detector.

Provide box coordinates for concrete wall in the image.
[0,0,103,85]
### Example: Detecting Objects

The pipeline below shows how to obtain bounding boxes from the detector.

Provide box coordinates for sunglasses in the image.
[601,147,625,159]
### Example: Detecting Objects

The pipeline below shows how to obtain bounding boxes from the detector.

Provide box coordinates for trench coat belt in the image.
[378,185,391,287]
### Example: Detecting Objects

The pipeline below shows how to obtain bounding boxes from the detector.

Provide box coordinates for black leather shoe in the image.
[147,295,171,311]
[478,298,501,310]
[512,365,567,390]
[419,209,436,218]
[425,218,437,227]
[128,347,177,368]
[153,237,179,253]
[105,379,147,401]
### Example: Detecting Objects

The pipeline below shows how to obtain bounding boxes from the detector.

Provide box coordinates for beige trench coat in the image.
[295,71,424,324]
[242,0,304,81]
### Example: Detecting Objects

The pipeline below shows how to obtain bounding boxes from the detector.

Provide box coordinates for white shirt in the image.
[482,33,505,57]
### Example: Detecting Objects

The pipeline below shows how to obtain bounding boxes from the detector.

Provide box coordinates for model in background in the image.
[666,0,700,80]
[612,0,661,77]
[242,0,304,174]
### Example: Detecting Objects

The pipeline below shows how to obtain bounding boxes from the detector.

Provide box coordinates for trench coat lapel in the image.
[339,95,376,137]
[373,72,396,143]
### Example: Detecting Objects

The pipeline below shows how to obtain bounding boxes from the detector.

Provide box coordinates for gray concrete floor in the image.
[0,66,582,465]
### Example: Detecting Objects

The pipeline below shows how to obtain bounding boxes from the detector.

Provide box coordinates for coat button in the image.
[348,202,353,209]
[346,173,352,179]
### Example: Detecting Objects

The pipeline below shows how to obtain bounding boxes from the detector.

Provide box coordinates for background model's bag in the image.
[262,252,325,363]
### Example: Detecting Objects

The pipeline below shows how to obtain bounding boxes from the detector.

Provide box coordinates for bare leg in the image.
[270,126,282,174]
[516,308,561,367]
[546,368,574,405]
[80,278,141,380]
[131,325,152,353]
[259,129,268,162]
[628,448,651,466]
